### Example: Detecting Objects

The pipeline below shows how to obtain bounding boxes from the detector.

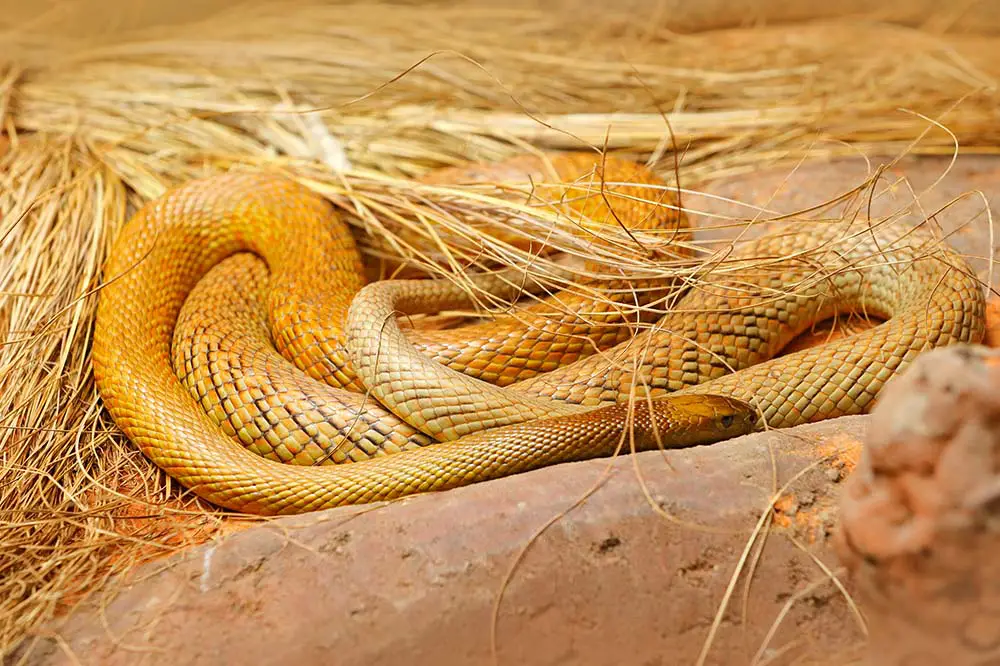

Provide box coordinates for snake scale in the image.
[92,154,986,514]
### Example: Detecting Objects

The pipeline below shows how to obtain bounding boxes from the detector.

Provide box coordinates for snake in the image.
[92,153,986,514]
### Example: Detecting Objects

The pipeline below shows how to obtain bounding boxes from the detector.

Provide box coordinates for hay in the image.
[6,3,1000,188]
[1,1,998,659]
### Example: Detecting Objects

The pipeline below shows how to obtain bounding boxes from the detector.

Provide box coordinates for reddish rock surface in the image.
[18,419,865,666]
[685,154,1000,290]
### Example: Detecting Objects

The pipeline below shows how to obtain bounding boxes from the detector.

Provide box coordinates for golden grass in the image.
[7,3,1000,188]
[1,1,999,661]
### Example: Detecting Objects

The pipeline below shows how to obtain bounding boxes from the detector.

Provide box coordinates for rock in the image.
[836,344,1000,666]
[16,419,867,666]
[985,298,1000,348]
[686,154,999,290]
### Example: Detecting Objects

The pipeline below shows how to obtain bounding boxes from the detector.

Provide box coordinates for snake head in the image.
[641,393,759,447]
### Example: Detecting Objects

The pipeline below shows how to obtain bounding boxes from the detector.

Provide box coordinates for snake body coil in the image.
[93,158,986,514]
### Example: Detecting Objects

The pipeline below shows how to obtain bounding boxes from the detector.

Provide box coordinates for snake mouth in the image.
[717,398,763,440]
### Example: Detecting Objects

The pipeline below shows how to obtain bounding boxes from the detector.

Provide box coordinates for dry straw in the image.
[1,1,998,660]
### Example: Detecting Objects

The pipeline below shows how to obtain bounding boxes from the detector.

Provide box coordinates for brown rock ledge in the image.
[16,419,866,666]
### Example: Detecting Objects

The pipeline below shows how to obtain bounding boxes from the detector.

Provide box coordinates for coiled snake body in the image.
[92,155,986,514]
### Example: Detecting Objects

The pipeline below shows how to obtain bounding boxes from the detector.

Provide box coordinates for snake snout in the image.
[718,395,761,430]
[707,395,759,442]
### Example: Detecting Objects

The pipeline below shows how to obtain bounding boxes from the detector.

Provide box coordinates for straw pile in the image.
[2,1,999,659]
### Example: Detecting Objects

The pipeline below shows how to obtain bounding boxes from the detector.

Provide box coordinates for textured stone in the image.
[686,154,1000,290]
[17,418,866,666]
[837,344,1000,666]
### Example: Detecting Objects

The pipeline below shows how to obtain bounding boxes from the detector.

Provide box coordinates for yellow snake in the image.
[92,154,986,514]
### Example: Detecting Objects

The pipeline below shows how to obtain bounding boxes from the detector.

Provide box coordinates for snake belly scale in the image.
[92,156,986,514]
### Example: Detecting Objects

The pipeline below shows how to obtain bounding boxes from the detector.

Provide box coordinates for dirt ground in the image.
[10,153,999,666]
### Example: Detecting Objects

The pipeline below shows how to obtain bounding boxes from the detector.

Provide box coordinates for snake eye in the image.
[720,414,735,428]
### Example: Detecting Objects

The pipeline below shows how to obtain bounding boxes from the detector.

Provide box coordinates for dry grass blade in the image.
[2,4,998,187]
[0,137,246,659]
